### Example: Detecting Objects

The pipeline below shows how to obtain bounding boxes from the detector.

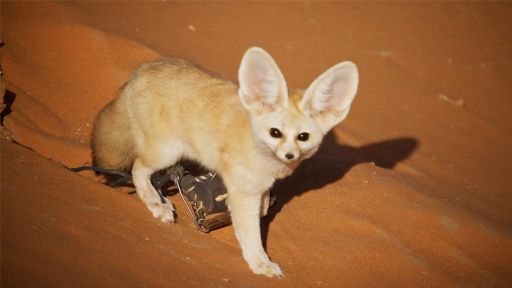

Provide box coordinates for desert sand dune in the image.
[2,2,511,287]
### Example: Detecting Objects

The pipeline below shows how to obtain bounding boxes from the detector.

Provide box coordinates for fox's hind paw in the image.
[148,202,175,223]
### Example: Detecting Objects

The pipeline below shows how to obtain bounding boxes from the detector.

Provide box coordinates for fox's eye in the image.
[269,128,282,138]
[297,132,309,142]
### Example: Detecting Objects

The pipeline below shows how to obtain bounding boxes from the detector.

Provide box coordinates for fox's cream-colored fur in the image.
[92,47,358,277]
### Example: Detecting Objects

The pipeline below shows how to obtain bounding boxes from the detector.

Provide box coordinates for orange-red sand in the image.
[2,2,511,287]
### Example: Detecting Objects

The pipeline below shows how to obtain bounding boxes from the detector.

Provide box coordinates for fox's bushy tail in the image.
[92,99,135,171]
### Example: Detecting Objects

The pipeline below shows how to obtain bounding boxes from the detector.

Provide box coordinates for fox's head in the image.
[238,47,359,164]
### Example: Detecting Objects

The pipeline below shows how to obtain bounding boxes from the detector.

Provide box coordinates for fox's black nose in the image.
[285,153,295,160]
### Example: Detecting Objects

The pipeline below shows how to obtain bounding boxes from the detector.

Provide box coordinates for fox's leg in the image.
[132,158,175,223]
[227,188,283,277]
[261,192,278,217]
[261,191,270,217]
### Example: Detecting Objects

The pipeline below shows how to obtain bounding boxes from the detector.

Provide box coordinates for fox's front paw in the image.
[148,202,175,223]
[249,260,284,278]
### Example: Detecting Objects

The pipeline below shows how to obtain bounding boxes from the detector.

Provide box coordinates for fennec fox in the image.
[92,47,358,277]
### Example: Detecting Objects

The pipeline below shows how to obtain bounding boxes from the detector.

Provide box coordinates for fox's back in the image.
[126,57,242,117]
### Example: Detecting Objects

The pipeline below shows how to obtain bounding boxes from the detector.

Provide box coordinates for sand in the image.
[1,1,511,287]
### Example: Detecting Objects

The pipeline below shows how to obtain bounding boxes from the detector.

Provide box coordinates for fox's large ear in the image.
[300,61,359,134]
[238,47,288,114]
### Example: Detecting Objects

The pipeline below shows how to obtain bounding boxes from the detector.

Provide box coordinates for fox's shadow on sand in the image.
[261,132,418,249]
